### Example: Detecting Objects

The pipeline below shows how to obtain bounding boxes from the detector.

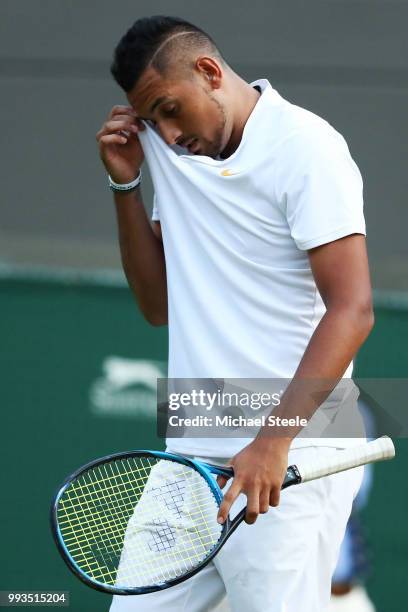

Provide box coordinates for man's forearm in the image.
[295,303,374,380]
[259,304,374,440]
[114,187,167,325]
[217,305,374,523]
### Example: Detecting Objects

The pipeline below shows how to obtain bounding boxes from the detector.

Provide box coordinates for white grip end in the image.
[299,436,395,484]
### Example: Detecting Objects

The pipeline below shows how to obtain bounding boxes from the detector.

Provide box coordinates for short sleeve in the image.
[275,126,366,250]
[151,193,160,221]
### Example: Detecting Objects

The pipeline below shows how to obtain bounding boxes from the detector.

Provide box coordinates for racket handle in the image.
[298,436,395,483]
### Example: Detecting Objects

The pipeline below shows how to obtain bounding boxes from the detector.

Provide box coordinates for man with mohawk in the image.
[97,15,373,612]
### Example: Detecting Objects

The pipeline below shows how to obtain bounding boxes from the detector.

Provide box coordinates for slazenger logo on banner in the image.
[90,357,167,418]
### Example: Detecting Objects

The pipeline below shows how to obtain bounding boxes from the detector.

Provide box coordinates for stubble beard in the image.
[205,91,227,158]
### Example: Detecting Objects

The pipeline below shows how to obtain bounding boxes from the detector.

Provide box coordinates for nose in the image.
[157,121,182,147]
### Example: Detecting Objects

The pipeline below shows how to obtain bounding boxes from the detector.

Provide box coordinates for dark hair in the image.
[111,15,221,92]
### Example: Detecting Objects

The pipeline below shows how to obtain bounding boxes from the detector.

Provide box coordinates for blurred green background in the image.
[1,274,407,611]
[1,274,167,611]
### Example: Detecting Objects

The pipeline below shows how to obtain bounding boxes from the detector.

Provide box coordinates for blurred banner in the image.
[1,272,407,610]
[1,273,167,611]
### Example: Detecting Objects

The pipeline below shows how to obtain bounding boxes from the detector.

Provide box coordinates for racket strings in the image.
[57,457,222,588]
[59,458,149,580]
[112,463,221,586]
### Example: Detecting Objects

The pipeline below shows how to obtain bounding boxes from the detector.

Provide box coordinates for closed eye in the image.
[162,106,178,117]
[144,108,177,127]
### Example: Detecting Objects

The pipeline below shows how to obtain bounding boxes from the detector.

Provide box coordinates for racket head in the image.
[50,450,230,595]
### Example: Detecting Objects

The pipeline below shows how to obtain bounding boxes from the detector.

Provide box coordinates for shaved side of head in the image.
[111,16,226,92]
[149,29,225,79]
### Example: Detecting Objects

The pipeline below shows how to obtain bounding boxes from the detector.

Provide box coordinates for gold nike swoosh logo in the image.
[221,169,240,177]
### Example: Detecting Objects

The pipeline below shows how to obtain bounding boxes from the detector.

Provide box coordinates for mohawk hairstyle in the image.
[111,15,224,92]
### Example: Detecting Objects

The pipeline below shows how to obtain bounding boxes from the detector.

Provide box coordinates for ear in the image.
[195,56,223,89]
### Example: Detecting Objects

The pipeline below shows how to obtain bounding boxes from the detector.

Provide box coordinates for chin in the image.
[209,142,223,159]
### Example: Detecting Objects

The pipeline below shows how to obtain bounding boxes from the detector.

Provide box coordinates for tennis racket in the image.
[51,436,394,595]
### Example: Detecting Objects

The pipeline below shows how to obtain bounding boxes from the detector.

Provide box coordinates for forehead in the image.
[127,67,183,115]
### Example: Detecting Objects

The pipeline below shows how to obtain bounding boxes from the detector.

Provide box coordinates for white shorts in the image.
[110,446,363,612]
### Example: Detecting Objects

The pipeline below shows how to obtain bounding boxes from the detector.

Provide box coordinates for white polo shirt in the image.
[138,79,366,456]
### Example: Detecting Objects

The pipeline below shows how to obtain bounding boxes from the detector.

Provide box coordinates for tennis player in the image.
[97,16,374,612]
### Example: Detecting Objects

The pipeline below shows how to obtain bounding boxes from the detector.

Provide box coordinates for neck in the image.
[220,77,261,158]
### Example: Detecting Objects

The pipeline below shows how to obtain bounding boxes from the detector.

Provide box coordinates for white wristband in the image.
[108,170,142,192]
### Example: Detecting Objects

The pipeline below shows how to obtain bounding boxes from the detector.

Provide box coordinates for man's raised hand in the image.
[96,105,145,184]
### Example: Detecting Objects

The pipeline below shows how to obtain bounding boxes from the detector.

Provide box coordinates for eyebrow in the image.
[135,96,173,122]
[150,96,171,114]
